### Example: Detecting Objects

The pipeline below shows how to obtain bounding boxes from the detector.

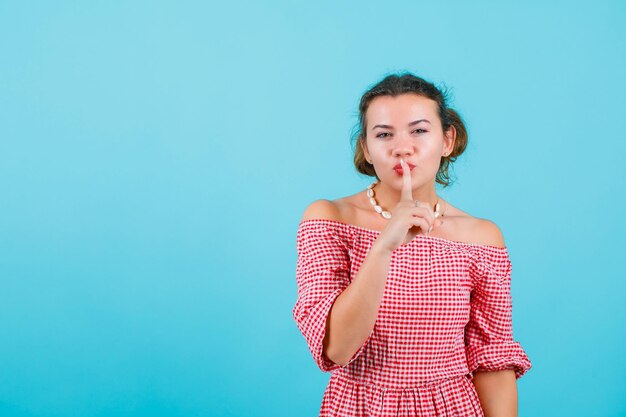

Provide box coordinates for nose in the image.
[392,135,415,158]
[393,148,414,158]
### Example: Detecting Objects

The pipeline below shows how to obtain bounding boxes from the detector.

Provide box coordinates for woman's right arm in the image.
[323,237,392,366]
[311,160,442,366]
[300,199,394,367]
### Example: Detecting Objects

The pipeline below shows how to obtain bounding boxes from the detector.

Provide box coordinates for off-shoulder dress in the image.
[292,218,532,417]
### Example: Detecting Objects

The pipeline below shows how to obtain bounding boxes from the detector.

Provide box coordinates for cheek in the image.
[367,143,386,157]
[418,142,442,157]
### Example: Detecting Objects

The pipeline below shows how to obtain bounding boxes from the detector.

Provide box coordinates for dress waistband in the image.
[332,371,473,392]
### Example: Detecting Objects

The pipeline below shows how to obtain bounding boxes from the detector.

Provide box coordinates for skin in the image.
[301,93,518,416]
[361,93,455,221]
[334,93,505,249]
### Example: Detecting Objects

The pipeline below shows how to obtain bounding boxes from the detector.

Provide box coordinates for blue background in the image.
[1,1,625,416]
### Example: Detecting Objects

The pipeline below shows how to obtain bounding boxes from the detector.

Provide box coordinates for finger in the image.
[412,207,435,229]
[426,206,436,225]
[410,217,431,235]
[400,159,413,202]
[425,215,443,234]
[430,218,444,233]
[421,203,436,225]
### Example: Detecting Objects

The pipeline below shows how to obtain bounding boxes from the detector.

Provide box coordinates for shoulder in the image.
[439,201,506,248]
[470,217,506,248]
[298,200,349,250]
[300,199,342,222]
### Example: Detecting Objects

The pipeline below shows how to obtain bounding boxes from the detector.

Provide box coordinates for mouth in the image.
[393,162,415,175]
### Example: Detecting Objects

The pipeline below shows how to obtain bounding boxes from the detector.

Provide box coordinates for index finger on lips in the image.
[400,159,413,202]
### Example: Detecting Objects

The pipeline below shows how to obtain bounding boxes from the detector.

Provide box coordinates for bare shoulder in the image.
[436,201,504,248]
[300,199,342,222]
[470,217,506,248]
[442,201,506,248]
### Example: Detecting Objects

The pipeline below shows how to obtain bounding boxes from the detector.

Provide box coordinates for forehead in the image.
[366,93,438,125]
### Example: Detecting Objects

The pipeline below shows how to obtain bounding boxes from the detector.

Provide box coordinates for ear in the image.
[443,125,456,156]
[360,138,371,162]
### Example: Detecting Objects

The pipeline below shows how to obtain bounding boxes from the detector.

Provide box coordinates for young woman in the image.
[292,73,532,416]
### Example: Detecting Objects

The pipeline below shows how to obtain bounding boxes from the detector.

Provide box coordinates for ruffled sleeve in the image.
[292,220,372,372]
[465,247,532,379]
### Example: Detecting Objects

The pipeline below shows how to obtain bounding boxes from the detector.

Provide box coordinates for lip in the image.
[393,162,415,171]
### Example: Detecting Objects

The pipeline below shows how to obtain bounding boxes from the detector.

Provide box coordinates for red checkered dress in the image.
[292,219,531,417]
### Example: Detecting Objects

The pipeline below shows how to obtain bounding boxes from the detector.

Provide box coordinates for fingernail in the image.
[428,226,432,233]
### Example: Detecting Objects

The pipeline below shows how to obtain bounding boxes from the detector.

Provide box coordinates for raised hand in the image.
[374,159,444,253]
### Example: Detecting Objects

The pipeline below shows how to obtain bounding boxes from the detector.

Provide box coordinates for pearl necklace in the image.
[366,179,443,220]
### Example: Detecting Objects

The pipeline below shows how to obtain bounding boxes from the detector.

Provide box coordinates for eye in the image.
[376,132,391,138]
[413,128,428,134]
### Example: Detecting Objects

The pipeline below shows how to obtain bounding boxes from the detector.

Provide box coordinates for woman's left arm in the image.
[465,221,532,417]
[472,369,518,417]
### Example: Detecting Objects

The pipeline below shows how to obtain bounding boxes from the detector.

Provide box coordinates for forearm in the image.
[323,240,392,366]
[472,369,518,417]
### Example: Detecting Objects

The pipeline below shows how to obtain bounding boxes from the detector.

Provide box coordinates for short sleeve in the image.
[292,221,372,372]
[465,248,532,379]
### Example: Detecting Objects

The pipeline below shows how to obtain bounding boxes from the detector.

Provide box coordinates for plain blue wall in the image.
[1,1,625,416]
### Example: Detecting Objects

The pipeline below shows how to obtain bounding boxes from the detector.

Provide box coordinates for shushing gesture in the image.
[375,159,444,252]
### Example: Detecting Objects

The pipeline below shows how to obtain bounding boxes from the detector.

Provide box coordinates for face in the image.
[361,93,455,189]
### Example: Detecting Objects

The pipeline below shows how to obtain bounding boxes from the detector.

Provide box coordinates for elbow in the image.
[323,339,345,368]
[325,354,347,368]
[323,334,352,368]
[324,351,349,368]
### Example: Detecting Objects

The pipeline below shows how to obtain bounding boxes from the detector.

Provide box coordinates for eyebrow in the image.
[372,119,431,130]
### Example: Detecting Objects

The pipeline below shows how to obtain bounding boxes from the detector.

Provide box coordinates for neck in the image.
[372,179,440,211]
